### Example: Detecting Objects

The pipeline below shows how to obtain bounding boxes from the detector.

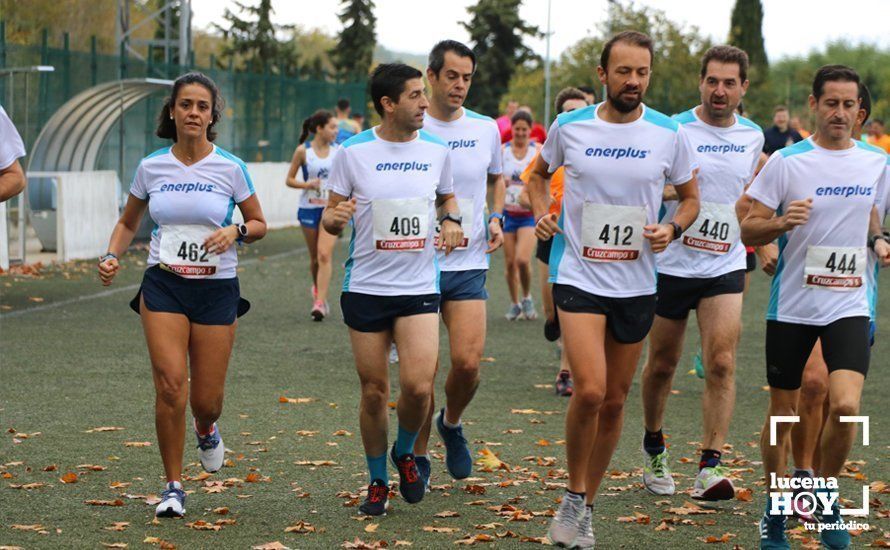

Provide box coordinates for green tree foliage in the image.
[330,0,376,80]
[504,2,710,122]
[728,0,767,68]
[214,0,297,74]
[462,0,541,116]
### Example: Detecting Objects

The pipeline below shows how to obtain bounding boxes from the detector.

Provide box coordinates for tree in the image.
[728,0,768,69]
[214,0,297,74]
[330,0,376,80]
[462,0,541,116]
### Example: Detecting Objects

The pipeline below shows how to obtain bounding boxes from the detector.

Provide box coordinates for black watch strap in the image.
[869,233,888,251]
[670,221,683,241]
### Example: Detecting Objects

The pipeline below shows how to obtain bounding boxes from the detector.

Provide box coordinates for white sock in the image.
[442,410,461,429]
[167,480,183,490]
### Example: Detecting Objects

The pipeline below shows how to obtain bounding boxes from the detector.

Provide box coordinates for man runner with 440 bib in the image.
[741,65,889,550]
[528,31,700,548]
[412,40,506,488]
[640,45,764,501]
[323,63,463,516]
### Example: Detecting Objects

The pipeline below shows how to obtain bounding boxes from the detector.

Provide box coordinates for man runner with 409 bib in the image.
[640,45,764,501]
[741,65,890,550]
[528,31,700,548]
[412,40,506,487]
[323,63,464,516]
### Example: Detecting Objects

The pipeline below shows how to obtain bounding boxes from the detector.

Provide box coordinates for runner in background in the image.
[496,99,519,143]
[285,109,340,320]
[0,103,26,202]
[502,110,540,321]
[335,98,361,145]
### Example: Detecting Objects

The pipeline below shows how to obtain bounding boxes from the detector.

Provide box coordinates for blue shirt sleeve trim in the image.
[341,129,376,148]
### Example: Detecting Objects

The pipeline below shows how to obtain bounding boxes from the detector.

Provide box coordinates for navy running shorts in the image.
[130,265,249,325]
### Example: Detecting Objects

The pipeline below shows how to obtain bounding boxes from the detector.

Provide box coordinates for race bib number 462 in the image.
[581,202,646,262]
[803,246,865,291]
[683,201,739,255]
[158,224,220,277]
[372,198,430,251]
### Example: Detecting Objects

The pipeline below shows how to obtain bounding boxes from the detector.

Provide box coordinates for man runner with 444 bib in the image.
[640,45,764,501]
[741,65,889,550]
[323,63,463,517]
[528,31,700,548]
[412,40,506,488]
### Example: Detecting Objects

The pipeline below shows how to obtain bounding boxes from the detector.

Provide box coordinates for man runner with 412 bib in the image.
[323,63,464,517]
[639,45,764,501]
[528,31,700,548]
[741,65,890,550]
[412,40,506,488]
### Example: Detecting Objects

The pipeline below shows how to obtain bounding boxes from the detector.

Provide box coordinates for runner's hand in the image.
[329,198,357,231]
[644,223,674,253]
[308,178,322,190]
[486,219,504,253]
[875,239,890,267]
[756,243,779,275]
[97,257,120,286]
[205,225,239,255]
[782,198,812,230]
[438,219,464,256]
[535,213,561,241]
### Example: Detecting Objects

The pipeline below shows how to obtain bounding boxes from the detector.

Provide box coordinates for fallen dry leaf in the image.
[213,507,229,515]
[9,482,47,490]
[333,430,353,436]
[735,487,753,502]
[60,472,78,484]
[294,460,337,467]
[86,427,125,433]
[251,542,290,550]
[103,522,130,532]
[700,533,737,543]
[84,499,125,507]
[341,538,387,549]
[279,396,315,404]
[11,524,45,531]
[123,441,151,447]
[186,520,221,531]
[434,510,460,518]
[296,430,319,436]
[364,523,379,533]
[284,520,316,534]
[100,544,127,549]
[423,526,460,533]
[42,464,57,472]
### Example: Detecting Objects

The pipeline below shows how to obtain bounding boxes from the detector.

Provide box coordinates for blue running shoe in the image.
[389,445,425,504]
[816,489,850,549]
[434,408,472,479]
[415,455,431,492]
[155,481,186,518]
[693,350,705,379]
[759,510,789,549]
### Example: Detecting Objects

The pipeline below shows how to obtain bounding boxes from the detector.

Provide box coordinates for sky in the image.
[189,0,890,62]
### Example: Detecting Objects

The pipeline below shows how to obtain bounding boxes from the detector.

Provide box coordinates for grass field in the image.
[1,227,888,549]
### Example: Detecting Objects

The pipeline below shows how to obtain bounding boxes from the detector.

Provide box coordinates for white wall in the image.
[55,171,120,262]
[231,162,303,229]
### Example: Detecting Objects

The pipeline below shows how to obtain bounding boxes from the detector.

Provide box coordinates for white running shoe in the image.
[520,296,538,320]
[573,505,596,548]
[155,481,186,518]
[505,303,522,321]
[642,448,675,495]
[388,343,399,364]
[196,422,224,473]
[691,465,735,501]
[547,491,585,547]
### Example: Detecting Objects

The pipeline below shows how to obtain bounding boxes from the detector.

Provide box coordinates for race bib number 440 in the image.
[803,246,865,290]
[683,201,739,255]
[158,224,220,277]
[581,203,646,262]
[372,198,430,251]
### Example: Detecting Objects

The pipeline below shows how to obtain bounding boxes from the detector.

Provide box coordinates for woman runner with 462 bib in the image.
[97,72,267,519]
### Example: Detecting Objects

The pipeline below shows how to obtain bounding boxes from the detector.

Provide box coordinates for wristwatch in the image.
[440,212,462,226]
[868,233,889,251]
[99,252,118,264]
[670,221,683,241]
[236,223,249,242]
[488,212,504,226]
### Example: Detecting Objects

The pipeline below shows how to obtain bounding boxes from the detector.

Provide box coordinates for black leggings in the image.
[765,317,870,390]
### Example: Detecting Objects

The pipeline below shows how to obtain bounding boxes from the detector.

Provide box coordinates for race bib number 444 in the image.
[581,203,646,262]
[803,246,865,290]
[372,198,430,251]
[158,224,220,277]
[683,201,739,255]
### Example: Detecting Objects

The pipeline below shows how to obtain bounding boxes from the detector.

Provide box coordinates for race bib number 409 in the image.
[803,246,865,291]
[372,198,429,251]
[581,202,646,262]
[158,224,220,277]
[683,201,739,255]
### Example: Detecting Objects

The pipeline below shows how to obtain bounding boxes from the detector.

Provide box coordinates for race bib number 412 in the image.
[803,246,865,291]
[158,224,220,277]
[372,198,430,251]
[581,202,646,262]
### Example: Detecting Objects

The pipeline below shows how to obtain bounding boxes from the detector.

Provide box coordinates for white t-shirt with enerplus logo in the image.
[423,109,502,271]
[0,105,25,169]
[129,145,256,279]
[746,138,887,325]
[541,103,697,297]
[657,107,765,278]
[300,143,338,209]
[502,142,538,217]
[327,127,454,296]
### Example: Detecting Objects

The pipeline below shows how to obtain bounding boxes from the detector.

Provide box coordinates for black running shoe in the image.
[359,479,390,516]
[544,317,560,342]
[390,445,425,504]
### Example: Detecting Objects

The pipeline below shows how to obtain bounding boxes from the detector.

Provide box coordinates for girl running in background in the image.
[286,110,340,320]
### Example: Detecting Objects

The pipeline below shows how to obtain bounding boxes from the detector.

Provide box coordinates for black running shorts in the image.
[552,283,656,344]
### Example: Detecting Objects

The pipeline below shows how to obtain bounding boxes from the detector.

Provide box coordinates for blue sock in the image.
[366,453,387,484]
[394,425,418,458]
